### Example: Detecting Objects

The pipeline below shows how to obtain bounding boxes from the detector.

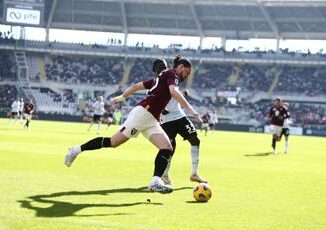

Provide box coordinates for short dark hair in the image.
[152,58,167,74]
[173,55,192,68]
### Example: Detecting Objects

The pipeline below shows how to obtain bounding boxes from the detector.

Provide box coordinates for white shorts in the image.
[271,125,283,137]
[23,113,32,120]
[120,106,166,139]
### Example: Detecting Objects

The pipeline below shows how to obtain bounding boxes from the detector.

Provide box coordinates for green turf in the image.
[0,118,325,230]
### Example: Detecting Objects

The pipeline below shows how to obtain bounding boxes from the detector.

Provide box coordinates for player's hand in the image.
[162,109,169,115]
[192,112,203,123]
[182,89,189,97]
[110,95,126,104]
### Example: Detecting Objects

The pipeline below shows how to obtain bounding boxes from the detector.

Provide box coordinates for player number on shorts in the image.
[186,124,196,134]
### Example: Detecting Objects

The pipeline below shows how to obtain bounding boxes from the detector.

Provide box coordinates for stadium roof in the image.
[11,0,326,39]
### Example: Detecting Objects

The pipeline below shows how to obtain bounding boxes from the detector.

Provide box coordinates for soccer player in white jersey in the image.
[10,97,20,123]
[18,98,24,122]
[87,96,105,134]
[281,102,291,154]
[209,110,218,133]
[153,59,207,185]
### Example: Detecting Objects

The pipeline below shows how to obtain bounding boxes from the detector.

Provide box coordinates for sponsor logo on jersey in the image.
[131,128,138,135]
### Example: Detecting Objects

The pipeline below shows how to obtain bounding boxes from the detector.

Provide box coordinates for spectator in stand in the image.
[45,56,124,86]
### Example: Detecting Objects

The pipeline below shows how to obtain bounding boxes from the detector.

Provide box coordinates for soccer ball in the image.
[193,183,212,202]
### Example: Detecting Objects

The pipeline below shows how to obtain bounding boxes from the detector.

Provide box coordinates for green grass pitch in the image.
[0,118,326,230]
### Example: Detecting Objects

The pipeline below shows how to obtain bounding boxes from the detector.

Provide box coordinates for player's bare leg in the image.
[24,115,31,130]
[65,131,128,167]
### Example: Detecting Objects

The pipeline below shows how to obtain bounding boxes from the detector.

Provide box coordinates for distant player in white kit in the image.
[281,102,291,154]
[18,98,24,122]
[152,58,207,185]
[209,110,218,133]
[10,97,20,123]
[87,96,105,134]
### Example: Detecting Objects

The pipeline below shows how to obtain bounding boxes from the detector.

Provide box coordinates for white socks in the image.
[96,122,102,133]
[191,146,199,175]
[88,122,93,131]
[162,160,171,177]
[161,145,200,177]
[285,141,289,153]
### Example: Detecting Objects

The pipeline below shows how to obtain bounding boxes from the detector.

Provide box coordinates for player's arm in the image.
[169,85,202,122]
[268,107,273,119]
[110,82,145,104]
[30,104,35,114]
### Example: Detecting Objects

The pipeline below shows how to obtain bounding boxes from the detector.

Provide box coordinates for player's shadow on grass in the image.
[185,201,208,204]
[244,152,273,157]
[18,186,192,218]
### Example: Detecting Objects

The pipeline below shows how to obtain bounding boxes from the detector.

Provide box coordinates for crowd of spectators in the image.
[128,58,154,84]
[237,64,277,92]
[192,62,233,89]
[45,55,124,86]
[0,50,17,81]
[0,85,17,110]
[1,47,326,129]
[275,66,326,96]
[32,88,78,115]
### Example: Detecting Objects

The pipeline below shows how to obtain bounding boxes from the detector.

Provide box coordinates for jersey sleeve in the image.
[165,71,178,87]
[269,107,273,117]
[143,79,155,89]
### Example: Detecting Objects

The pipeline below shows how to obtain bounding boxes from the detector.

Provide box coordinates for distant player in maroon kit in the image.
[201,112,210,136]
[65,55,202,194]
[268,97,290,154]
[23,99,35,130]
[106,105,115,130]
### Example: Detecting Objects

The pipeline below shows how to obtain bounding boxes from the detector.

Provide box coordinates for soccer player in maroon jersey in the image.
[65,56,202,194]
[23,99,35,130]
[268,97,290,154]
[201,112,210,136]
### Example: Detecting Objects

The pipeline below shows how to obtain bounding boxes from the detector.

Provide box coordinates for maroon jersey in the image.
[24,102,34,114]
[202,113,210,124]
[269,105,289,126]
[138,69,180,121]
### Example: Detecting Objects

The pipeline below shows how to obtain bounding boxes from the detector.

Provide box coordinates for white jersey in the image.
[283,118,292,129]
[18,101,24,112]
[209,113,218,124]
[161,98,186,124]
[11,100,19,112]
[92,101,105,116]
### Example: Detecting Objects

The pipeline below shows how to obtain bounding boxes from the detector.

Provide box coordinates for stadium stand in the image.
[0,85,17,111]
[192,63,233,89]
[128,58,153,84]
[0,46,325,128]
[45,55,124,85]
[31,88,78,115]
[275,65,326,96]
[0,50,17,81]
